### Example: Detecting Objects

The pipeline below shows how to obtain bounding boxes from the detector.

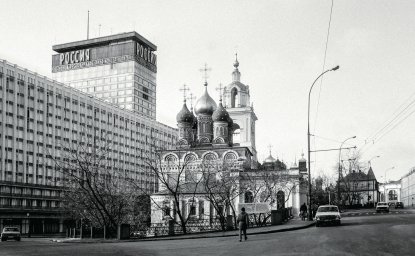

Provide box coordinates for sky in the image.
[1,0,414,182]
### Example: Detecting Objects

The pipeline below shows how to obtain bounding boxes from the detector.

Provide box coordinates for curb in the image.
[56,221,315,243]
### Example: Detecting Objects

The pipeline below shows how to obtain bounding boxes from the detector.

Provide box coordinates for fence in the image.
[130,207,292,239]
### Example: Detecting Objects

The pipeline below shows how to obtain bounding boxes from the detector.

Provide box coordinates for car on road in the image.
[395,202,404,209]
[1,227,21,241]
[315,205,341,227]
[376,202,389,213]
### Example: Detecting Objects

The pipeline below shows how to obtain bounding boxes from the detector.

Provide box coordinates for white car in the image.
[315,205,341,227]
[1,227,21,241]
[376,202,389,213]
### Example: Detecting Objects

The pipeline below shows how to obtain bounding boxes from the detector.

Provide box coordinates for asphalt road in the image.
[1,214,414,256]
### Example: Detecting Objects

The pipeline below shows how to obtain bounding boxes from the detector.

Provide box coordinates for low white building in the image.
[379,180,401,204]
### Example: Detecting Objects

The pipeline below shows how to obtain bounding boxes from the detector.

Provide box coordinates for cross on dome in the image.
[179,84,189,102]
[187,92,196,109]
[199,63,212,86]
[216,83,224,102]
[268,144,273,155]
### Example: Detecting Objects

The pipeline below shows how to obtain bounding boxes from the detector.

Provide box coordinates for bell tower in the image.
[223,54,258,162]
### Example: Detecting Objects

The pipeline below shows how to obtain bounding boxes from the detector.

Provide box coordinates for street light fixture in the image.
[337,136,356,205]
[307,65,340,221]
[368,155,380,167]
[26,213,30,238]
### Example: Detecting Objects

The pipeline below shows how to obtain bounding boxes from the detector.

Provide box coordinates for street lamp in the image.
[337,136,356,204]
[368,155,380,167]
[307,65,340,221]
[26,213,30,238]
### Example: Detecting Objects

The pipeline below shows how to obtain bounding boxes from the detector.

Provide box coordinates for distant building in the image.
[339,167,380,206]
[401,167,415,207]
[379,180,401,204]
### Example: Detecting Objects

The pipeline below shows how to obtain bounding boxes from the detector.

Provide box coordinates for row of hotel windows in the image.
[0,185,61,197]
[0,197,61,208]
[0,88,173,141]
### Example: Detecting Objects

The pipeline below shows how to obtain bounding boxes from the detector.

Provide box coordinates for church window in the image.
[224,152,237,162]
[233,128,241,144]
[184,153,197,163]
[165,154,177,163]
[203,153,217,161]
[277,191,285,209]
[245,191,254,203]
[231,88,238,108]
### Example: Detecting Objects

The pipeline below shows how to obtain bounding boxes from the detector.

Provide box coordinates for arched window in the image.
[388,190,398,201]
[231,87,238,108]
[233,129,241,144]
[277,191,285,209]
[245,191,254,203]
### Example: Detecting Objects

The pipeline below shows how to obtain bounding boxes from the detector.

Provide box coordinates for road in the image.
[1,213,414,256]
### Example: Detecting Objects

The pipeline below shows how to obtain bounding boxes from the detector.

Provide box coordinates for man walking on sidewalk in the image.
[237,207,249,242]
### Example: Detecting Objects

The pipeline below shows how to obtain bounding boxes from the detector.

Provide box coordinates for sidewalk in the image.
[54,218,315,243]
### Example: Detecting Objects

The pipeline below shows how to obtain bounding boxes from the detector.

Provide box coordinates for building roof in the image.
[367,167,376,180]
[52,31,157,53]
[344,170,377,182]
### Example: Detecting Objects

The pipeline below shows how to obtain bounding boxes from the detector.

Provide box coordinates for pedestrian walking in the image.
[300,203,308,221]
[237,207,249,242]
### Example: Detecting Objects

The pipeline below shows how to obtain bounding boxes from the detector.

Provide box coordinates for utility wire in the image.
[312,0,335,171]
[359,91,415,155]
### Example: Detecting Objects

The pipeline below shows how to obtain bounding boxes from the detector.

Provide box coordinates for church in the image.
[150,57,308,225]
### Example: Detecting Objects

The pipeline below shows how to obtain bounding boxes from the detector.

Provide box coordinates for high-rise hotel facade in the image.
[0,32,177,235]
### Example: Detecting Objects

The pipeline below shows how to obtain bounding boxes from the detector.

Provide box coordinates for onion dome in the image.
[264,154,277,164]
[212,100,230,122]
[194,83,217,115]
[176,102,194,123]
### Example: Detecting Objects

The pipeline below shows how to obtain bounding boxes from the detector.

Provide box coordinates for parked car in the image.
[315,205,341,227]
[1,227,21,241]
[395,202,404,209]
[376,202,389,213]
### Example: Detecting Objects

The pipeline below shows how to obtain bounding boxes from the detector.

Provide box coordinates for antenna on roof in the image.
[87,10,90,39]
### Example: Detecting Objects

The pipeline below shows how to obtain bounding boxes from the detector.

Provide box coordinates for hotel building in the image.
[52,32,158,119]
[0,32,177,235]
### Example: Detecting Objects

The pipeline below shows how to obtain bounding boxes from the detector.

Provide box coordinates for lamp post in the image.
[26,213,30,238]
[337,136,356,205]
[307,65,339,221]
[368,155,380,167]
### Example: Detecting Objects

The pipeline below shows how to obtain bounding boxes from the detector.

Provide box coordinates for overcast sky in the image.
[1,0,414,182]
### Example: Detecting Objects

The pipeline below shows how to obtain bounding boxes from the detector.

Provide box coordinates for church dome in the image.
[176,102,194,123]
[212,101,230,122]
[264,154,277,164]
[194,84,217,115]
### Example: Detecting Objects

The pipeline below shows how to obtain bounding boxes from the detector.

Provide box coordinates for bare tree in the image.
[201,160,242,230]
[49,128,146,238]
[144,146,203,234]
